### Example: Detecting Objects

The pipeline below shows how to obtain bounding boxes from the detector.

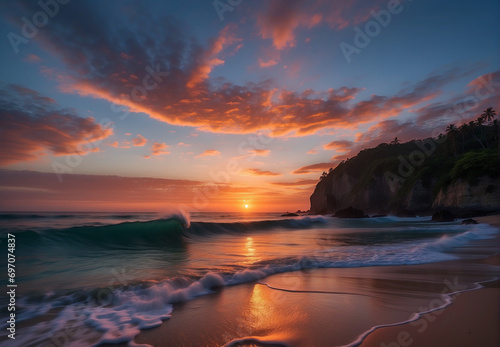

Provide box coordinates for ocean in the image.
[0,212,498,346]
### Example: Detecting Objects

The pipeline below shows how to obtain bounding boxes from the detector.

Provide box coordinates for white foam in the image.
[161,209,191,228]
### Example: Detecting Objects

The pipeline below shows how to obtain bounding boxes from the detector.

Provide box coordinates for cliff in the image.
[310,128,500,216]
[432,177,500,216]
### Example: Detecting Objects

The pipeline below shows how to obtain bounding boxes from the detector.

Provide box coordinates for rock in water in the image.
[281,212,299,217]
[431,210,455,222]
[461,218,478,225]
[334,207,366,218]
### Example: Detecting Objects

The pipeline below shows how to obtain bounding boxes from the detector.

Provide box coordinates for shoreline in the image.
[359,264,500,347]
[358,214,500,347]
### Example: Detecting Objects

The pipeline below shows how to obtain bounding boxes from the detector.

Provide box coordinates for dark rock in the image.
[460,218,478,225]
[432,210,455,222]
[281,212,299,217]
[372,214,388,218]
[334,207,366,218]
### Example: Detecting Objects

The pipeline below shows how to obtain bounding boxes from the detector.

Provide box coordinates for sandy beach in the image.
[361,278,500,347]
[360,214,500,347]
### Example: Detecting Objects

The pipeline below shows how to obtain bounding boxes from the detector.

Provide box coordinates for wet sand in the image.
[360,278,500,347]
[360,214,500,347]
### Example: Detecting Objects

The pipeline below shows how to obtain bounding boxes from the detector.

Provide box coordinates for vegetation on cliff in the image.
[311,108,499,214]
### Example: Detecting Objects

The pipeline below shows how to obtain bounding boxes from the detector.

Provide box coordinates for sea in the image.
[0,211,498,346]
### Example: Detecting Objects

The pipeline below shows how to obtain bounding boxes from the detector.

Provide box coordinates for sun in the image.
[244,204,249,209]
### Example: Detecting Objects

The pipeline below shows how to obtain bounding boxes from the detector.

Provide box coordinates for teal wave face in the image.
[14,218,186,251]
[5,216,329,255]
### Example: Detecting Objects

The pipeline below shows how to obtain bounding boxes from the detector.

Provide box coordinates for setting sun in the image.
[245,204,249,209]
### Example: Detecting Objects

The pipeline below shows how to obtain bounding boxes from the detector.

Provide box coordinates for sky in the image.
[0,0,498,212]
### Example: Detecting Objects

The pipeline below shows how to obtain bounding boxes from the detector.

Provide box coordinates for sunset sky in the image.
[0,0,498,212]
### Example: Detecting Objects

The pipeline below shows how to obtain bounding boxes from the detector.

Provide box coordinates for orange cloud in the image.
[0,85,112,165]
[108,141,130,149]
[307,149,318,154]
[257,0,322,50]
[187,25,241,88]
[466,70,500,90]
[64,68,459,137]
[249,149,271,156]
[242,168,282,176]
[330,154,350,162]
[151,142,170,156]
[131,134,147,147]
[259,59,278,68]
[255,0,393,52]
[292,162,333,175]
[38,9,470,138]
[323,140,352,152]
[196,149,220,158]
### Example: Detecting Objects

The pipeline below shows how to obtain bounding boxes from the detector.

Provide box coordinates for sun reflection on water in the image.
[246,237,255,256]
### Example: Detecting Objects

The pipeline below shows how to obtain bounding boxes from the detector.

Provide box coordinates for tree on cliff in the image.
[310,108,499,215]
[481,107,496,123]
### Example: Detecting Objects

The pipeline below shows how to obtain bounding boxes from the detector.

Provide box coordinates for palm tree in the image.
[446,124,457,133]
[390,137,400,145]
[481,107,497,123]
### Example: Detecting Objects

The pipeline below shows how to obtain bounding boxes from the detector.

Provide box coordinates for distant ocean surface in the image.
[0,211,498,346]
